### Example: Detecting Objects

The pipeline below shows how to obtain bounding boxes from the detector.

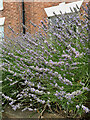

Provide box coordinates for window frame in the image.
[0,25,4,40]
[0,17,5,41]
[0,0,3,11]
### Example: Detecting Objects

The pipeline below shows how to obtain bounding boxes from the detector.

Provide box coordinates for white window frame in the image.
[44,0,84,17]
[44,0,83,33]
[0,26,4,40]
[0,17,5,41]
[44,2,65,17]
[0,0,3,10]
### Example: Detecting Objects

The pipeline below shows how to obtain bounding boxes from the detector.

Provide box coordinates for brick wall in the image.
[1,1,89,36]
[2,2,23,36]
[24,2,62,34]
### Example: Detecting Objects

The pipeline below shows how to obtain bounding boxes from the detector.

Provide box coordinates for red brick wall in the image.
[0,1,89,36]
[2,2,23,36]
[24,2,62,34]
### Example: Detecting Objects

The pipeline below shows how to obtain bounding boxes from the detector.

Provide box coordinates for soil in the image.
[1,105,90,120]
[2,105,65,119]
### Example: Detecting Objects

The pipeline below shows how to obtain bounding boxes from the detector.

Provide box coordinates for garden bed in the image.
[2,105,90,120]
[2,105,79,119]
[1,3,90,120]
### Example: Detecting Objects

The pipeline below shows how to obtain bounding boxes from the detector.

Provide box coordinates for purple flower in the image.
[82,105,90,113]
[76,105,80,109]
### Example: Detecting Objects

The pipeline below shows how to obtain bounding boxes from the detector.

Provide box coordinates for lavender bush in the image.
[1,3,90,118]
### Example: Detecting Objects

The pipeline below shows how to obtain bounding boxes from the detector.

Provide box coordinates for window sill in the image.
[0,17,5,26]
[0,7,3,11]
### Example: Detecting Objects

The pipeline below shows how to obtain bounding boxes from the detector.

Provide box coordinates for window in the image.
[0,17,5,41]
[0,26,4,40]
[44,0,83,18]
[44,2,65,17]
[44,0,83,36]
[0,0,3,10]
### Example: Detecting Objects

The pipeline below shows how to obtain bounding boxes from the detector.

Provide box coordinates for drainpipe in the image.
[22,0,25,34]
